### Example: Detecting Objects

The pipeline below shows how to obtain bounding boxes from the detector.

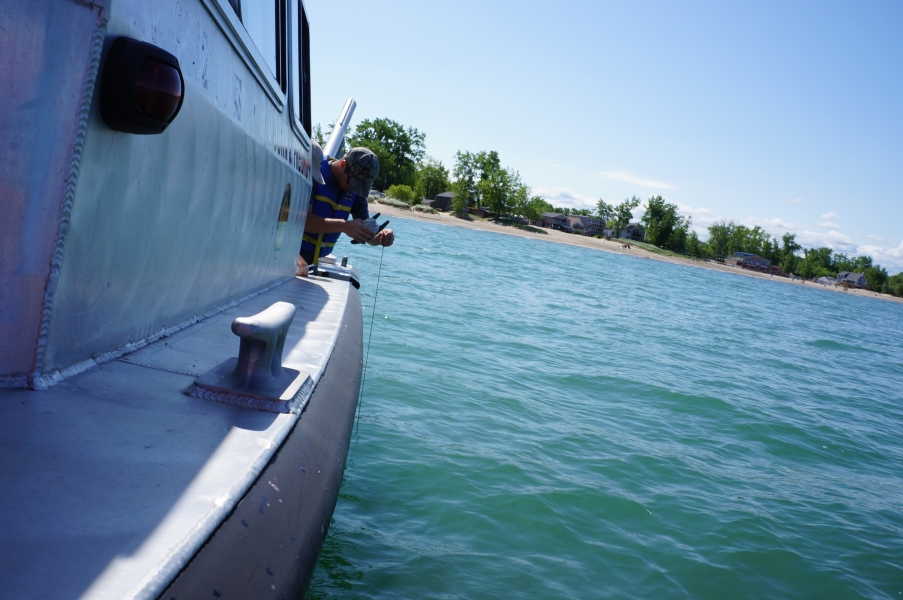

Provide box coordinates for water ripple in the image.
[306,218,903,600]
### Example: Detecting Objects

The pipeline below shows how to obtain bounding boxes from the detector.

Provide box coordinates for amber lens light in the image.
[134,58,182,122]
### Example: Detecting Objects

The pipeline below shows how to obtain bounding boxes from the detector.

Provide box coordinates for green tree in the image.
[386,184,415,204]
[864,265,888,291]
[451,180,469,213]
[451,151,477,213]
[510,187,528,221]
[413,157,450,201]
[507,179,533,222]
[707,222,731,257]
[883,273,903,297]
[312,123,326,147]
[611,196,641,239]
[479,168,512,216]
[596,199,614,231]
[642,195,691,251]
[833,253,873,274]
[474,151,501,194]
[706,221,784,263]
[780,233,801,273]
[521,196,548,223]
[761,236,780,265]
[686,230,709,258]
[452,150,502,212]
[347,118,426,190]
[801,247,835,279]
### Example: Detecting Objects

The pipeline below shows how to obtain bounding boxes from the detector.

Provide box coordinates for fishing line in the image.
[351,244,385,457]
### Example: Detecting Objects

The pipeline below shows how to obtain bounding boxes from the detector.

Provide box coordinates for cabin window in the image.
[233,0,288,92]
[291,1,312,136]
[227,0,241,19]
[275,0,288,93]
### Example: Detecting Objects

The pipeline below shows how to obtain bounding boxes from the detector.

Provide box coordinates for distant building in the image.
[541,212,573,232]
[603,222,645,241]
[836,271,867,288]
[568,216,585,234]
[575,216,603,236]
[623,223,645,241]
[724,252,771,269]
[423,191,454,211]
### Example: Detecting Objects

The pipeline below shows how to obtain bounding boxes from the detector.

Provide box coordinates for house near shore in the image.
[422,191,454,211]
[541,212,573,232]
[568,216,585,235]
[836,271,867,288]
[540,213,604,235]
[724,252,783,275]
[575,216,603,236]
[603,222,645,241]
[724,252,770,268]
[623,223,645,241]
[816,276,836,286]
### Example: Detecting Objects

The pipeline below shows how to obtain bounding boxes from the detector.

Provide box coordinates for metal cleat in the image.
[190,302,312,412]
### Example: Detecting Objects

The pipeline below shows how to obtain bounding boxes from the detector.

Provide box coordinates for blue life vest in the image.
[300,158,358,263]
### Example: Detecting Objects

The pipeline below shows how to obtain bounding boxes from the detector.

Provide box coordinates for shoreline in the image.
[372,203,903,305]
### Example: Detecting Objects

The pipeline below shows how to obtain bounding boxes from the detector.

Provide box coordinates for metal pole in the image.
[323,98,356,159]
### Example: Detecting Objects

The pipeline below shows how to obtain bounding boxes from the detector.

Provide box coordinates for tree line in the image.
[609,194,902,296]
[315,118,901,296]
[450,150,556,222]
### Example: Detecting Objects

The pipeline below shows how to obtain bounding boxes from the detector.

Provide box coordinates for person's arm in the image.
[349,195,370,222]
[349,195,394,247]
[371,228,394,247]
[305,205,374,243]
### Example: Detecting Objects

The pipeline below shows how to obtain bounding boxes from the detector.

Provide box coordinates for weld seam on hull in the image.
[184,376,314,415]
[30,14,109,389]
[0,376,29,388]
[118,358,202,378]
[31,277,294,390]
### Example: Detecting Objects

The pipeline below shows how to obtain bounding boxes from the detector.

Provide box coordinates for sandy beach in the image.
[372,203,903,305]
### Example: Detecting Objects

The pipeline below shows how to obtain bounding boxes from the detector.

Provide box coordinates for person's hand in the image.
[342,219,374,243]
[296,255,309,277]
[372,228,394,247]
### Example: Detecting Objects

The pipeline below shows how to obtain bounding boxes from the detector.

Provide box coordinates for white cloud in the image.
[865,234,885,242]
[858,240,903,273]
[675,204,723,235]
[742,216,797,232]
[817,221,842,230]
[781,197,805,204]
[820,212,840,221]
[598,170,675,190]
[533,186,597,211]
[795,230,858,254]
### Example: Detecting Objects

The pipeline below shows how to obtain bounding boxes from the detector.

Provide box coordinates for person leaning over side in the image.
[297,144,394,275]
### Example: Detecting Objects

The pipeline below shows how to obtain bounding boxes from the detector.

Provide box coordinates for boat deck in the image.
[0,275,355,600]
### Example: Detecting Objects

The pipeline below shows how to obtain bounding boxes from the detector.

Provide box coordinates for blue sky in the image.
[307,0,903,271]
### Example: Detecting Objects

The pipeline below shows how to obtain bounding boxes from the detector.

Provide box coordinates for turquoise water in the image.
[305,217,903,599]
